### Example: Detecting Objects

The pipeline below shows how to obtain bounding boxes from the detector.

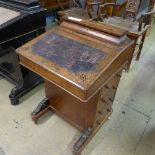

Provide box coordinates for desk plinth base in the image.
[31,68,122,154]
[73,111,112,155]
[31,98,51,123]
[31,95,112,155]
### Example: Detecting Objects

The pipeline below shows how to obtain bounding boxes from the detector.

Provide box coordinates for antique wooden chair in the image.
[96,0,155,66]
[69,0,127,19]
[58,0,106,22]
[87,0,128,17]
[58,0,129,22]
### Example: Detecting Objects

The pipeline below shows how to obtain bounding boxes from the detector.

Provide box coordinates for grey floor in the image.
[0,25,155,155]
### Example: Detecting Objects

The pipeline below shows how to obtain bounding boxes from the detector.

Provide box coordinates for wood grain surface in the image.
[17,24,134,101]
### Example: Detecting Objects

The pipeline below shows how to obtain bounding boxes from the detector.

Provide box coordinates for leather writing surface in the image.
[32,33,107,72]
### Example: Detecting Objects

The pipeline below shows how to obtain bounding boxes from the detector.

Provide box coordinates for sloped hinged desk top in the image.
[17,21,134,102]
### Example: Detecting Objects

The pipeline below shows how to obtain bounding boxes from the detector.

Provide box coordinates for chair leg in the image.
[126,43,136,71]
[53,10,57,22]
[136,32,147,61]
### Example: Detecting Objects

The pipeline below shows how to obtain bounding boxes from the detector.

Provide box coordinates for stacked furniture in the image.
[0,0,46,104]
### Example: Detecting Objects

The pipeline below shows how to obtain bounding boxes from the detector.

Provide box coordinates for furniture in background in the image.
[17,14,134,155]
[91,0,127,17]
[39,0,71,21]
[103,0,154,18]
[58,0,105,23]
[0,0,46,105]
[96,0,155,70]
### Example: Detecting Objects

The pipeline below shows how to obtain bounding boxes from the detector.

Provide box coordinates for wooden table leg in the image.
[136,32,147,61]
[125,43,136,72]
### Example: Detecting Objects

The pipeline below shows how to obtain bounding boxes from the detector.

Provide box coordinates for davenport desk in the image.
[17,17,134,155]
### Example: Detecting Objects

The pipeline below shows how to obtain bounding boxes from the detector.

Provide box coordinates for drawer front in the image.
[94,69,122,127]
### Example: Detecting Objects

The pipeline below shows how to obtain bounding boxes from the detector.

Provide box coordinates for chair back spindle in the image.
[125,0,141,21]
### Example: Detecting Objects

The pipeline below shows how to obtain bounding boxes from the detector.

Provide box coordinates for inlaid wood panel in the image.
[94,69,122,128]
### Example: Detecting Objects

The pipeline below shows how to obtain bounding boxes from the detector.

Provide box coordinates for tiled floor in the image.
[0,25,155,155]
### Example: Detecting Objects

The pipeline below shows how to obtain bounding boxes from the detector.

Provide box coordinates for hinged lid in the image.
[17,26,134,102]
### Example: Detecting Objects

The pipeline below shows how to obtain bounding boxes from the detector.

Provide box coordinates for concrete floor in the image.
[0,25,155,155]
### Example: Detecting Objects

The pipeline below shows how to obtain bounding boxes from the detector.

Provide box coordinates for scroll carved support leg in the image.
[73,110,112,155]
[31,98,51,123]
[73,128,93,155]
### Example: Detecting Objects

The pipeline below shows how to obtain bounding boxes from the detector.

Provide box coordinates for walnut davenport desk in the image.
[17,16,134,155]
